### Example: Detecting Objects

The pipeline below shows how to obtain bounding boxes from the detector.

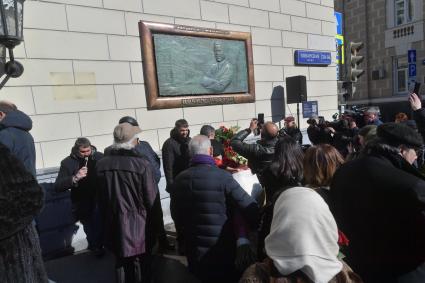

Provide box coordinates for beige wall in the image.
[2,0,337,169]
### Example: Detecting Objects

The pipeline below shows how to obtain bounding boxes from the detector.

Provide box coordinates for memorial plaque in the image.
[139,21,255,110]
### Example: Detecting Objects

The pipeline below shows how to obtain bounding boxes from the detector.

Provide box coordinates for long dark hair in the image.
[269,136,304,186]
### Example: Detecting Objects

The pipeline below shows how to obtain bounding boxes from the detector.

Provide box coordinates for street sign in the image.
[408,49,416,63]
[294,50,332,66]
[335,36,344,64]
[302,101,318,118]
[335,12,343,35]
[409,63,417,77]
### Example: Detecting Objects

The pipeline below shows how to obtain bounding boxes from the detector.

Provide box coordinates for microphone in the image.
[84,156,89,167]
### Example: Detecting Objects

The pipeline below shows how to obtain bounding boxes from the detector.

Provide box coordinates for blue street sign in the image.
[335,12,343,35]
[409,63,417,77]
[294,50,332,66]
[408,49,416,63]
[302,101,318,118]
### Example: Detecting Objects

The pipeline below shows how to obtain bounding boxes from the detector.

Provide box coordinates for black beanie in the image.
[377,122,423,148]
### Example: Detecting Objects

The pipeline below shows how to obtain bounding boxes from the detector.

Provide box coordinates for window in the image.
[394,57,408,94]
[395,0,413,26]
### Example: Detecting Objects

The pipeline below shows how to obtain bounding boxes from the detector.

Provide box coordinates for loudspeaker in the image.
[286,75,307,104]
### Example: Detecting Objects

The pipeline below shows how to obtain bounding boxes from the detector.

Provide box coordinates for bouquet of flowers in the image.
[215,126,248,168]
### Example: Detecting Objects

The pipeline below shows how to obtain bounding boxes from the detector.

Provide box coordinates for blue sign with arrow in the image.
[335,12,343,35]
[408,49,416,63]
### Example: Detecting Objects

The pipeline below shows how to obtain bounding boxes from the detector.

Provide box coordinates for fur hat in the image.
[377,122,423,148]
[113,122,142,144]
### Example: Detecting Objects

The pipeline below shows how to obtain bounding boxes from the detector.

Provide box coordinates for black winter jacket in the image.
[54,146,104,205]
[96,148,161,258]
[0,110,36,176]
[161,128,191,188]
[231,129,278,179]
[330,143,425,283]
[169,163,258,266]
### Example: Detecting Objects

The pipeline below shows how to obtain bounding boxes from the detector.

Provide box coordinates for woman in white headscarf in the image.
[240,186,362,283]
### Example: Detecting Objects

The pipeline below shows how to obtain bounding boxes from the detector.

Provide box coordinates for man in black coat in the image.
[0,101,36,176]
[162,119,191,189]
[162,119,191,253]
[170,135,258,283]
[231,119,279,185]
[330,122,425,282]
[97,123,162,283]
[54,137,104,254]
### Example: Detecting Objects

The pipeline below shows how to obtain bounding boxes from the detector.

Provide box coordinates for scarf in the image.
[190,154,216,166]
[265,187,342,283]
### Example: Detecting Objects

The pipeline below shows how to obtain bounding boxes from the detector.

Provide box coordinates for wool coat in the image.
[330,143,425,282]
[96,148,162,258]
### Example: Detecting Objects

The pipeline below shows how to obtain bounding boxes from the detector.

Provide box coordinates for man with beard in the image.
[162,119,191,254]
[330,122,425,282]
[278,116,303,145]
[55,137,104,255]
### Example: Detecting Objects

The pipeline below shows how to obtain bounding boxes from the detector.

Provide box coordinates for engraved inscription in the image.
[182,96,235,107]
[175,25,230,35]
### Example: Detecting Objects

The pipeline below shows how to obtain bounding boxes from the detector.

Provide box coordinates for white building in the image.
[2,0,337,170]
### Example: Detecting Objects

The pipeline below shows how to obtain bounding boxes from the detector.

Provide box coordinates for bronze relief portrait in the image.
[139,21,255,110]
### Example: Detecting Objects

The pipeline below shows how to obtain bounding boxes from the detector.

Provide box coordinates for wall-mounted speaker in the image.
[286,75,307,104]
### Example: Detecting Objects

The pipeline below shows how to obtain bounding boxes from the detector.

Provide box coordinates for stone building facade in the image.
[335,0,425,120]
[2,0,337,170]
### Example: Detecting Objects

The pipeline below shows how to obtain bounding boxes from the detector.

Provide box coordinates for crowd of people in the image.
[2,93,425,283]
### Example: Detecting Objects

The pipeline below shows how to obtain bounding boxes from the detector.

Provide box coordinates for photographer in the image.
[306,116,333,145]
[328,116,359,157]
[231,119,279,186]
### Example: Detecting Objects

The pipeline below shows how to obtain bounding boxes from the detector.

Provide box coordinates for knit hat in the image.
[113,122,142,143]
[377,122,423,148]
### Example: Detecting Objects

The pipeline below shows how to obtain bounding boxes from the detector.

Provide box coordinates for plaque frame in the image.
[139,21,255,110]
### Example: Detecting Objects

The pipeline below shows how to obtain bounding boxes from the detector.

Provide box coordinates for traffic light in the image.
[349,41,364,82]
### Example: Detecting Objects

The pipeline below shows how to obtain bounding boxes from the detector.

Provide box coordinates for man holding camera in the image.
[306,116,334,145]
[231,119,279,185]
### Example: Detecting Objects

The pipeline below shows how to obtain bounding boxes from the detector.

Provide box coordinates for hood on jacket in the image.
[170,127,190,143]
[0,110,32,131]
